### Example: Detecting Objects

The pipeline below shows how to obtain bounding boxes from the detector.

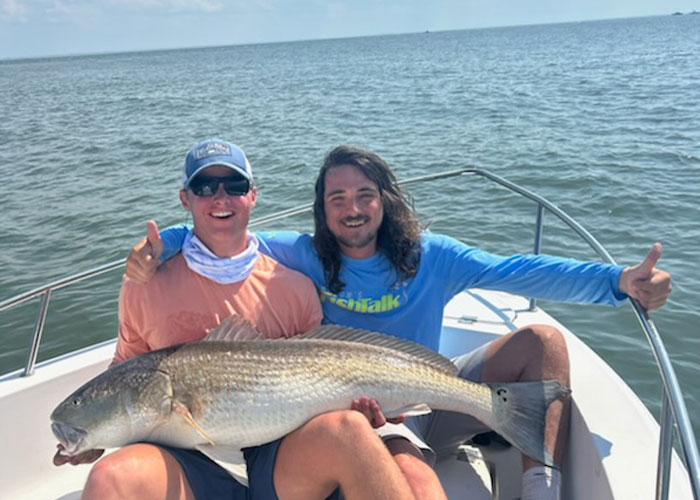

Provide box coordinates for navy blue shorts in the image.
[160,444,247,500]
[162,440,340,500]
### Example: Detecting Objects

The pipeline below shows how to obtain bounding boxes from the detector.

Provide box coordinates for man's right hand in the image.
[125,220,163,284]
[53,444,104,466]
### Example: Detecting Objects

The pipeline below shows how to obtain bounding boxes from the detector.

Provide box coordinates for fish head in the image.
[51,357,174,456]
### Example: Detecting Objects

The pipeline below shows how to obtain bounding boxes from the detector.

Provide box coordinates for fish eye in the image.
[72,398,81,406]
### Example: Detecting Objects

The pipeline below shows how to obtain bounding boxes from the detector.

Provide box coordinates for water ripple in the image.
[1,15,699,436]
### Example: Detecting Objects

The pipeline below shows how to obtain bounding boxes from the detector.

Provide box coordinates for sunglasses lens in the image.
[190,178,217,196]
[223,179,250,196]
[190,176,249,197]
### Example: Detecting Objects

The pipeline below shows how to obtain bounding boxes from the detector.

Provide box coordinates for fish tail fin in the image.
[485,380,570,467]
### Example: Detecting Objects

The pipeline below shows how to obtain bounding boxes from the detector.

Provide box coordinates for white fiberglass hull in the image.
[0,290,693,499]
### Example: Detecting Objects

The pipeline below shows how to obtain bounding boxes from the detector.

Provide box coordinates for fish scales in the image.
[52,323,569,467]
[150,340,496,448]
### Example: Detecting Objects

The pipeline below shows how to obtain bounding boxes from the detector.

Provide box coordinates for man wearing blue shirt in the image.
[127,145,671,500]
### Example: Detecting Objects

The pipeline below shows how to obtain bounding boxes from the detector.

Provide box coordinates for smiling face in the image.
[180,165,257,257]
[323,164,384,259]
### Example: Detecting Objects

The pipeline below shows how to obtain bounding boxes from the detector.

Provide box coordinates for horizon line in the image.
[0,12,683,64]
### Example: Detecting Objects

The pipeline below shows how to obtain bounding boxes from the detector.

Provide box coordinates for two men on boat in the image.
[59,139,672,500]
[55,139,421,500]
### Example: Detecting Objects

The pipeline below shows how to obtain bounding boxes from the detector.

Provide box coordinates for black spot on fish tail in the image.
[485,380,570,468]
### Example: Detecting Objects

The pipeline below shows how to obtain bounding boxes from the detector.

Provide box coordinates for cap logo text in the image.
[194,141,230,160]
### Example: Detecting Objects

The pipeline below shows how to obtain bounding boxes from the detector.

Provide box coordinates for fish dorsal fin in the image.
[204,315,262,341]
[296,325,457,376]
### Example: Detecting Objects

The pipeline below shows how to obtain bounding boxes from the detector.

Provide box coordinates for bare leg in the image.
[274,411,417,500]
[385,438,448,500]
[480,324,570,469]
[81,443,195,500]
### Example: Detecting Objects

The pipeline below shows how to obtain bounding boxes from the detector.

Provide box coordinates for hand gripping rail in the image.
[0,167,697,500]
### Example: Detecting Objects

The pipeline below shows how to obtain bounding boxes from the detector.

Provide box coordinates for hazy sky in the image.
[1,0,698,60]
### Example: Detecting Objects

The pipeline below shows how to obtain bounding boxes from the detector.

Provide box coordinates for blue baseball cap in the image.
[183,139,253,188]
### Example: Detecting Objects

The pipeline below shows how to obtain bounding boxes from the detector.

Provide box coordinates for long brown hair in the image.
[313,145,422,293]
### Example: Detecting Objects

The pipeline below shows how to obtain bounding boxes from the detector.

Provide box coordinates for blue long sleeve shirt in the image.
[160,226,626,351]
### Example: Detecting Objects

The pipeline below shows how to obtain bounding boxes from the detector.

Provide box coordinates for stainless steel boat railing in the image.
[0,168,697,500]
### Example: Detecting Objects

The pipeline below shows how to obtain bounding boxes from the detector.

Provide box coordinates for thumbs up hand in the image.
[145,220,163,260]
[618,243,672,312]
[125,220,163,284]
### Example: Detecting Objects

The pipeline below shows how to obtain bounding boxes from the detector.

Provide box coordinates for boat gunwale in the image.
[1,167,697,499]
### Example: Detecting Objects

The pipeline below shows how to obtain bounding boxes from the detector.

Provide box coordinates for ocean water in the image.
[1,15,699,440]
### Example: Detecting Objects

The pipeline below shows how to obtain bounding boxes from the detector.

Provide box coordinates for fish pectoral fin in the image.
[384,403,432,419]
[196,444,248,486]
[172,401,216,446]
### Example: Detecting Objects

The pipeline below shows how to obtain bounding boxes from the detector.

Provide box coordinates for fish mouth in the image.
[51,422,88,455]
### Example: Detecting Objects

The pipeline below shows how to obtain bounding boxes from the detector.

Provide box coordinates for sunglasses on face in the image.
[188,175,250,197]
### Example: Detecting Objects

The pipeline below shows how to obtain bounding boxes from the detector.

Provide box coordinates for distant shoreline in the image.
[0,13,690,63]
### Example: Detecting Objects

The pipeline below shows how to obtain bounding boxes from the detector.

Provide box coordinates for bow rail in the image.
[0,168,697,500]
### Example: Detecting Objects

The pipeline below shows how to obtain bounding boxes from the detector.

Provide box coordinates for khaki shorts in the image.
[376,341,492,466]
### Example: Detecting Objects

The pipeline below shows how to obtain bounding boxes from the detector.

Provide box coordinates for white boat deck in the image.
[440,289,692,499]
[0,289,694,499]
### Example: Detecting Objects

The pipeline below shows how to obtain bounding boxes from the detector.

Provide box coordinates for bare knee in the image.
[520,324,569,379]
[82,445,191,500]
[83,453,134,500]
[393,453,443,499]
[519,325,567,357]
[519,324,561,344]
[275,412,398,499]
[279,410,377,467]
[336,409,374,437]
[309,410,375,446]
[484,324,570,383]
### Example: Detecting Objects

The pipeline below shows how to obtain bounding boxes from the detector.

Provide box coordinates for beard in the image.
[334,230,378,250]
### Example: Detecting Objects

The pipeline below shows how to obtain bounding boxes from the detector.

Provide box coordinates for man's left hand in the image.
[619,242,672,311]
[351,396,405,428]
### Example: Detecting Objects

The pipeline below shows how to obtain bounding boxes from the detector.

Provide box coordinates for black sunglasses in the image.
[189,175,250,197]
